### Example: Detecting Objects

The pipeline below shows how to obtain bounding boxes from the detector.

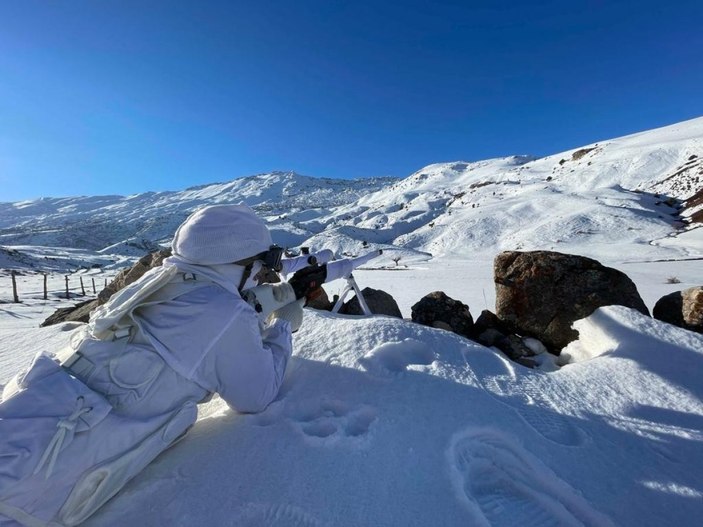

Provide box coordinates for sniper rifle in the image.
[243,249,383,318]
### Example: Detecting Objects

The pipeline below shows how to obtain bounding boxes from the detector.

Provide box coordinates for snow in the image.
[1,116,703,525]
[2,262,703,526]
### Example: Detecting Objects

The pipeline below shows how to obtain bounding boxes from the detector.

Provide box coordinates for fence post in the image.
[92,277,96,294]
[79,276,86,296]
[65,276,70,299]
[11,270,19,303]
[43,273,48,300]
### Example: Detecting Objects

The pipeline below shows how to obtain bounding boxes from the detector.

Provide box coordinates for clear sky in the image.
[1,0,702,202]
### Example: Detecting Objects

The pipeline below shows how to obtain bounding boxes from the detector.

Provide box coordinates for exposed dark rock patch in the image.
[411,291,474,338]
[341,288,402,318]
[653,286,703,334]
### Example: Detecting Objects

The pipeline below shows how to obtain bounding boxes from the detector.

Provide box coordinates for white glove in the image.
[243,283,297,318]
[269,298,305,333]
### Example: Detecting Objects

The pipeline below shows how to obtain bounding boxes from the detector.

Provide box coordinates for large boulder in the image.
[411,291,474,338]
[340,287,402,318]
[42,249,172,327]
[494,251,649,353]
[653,286,703,334]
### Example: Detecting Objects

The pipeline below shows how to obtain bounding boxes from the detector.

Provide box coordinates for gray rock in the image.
[340,287,402,318]
[494,250,648,353]
[476,328,505,347]
[411,291,474,338]
[494,334,537,363]
[653,286,703,334]
[473,309,511,338]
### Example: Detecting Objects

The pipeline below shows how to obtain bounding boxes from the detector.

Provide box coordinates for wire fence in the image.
[4,272,116,304]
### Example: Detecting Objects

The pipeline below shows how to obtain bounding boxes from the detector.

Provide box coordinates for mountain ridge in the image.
[1,117,701,271]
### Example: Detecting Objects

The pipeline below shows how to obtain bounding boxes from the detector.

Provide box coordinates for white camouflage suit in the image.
[0,205,301,526]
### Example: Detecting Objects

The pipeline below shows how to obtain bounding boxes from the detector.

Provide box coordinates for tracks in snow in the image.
[449,429,613,527]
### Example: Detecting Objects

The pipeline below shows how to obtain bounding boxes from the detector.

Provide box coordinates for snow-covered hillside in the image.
[0,172,397,264]
[311,117,703,262]
[2,117,700,273]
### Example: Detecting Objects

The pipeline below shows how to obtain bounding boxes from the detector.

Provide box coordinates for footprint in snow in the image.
[359,338,435,378]
[491,376,585,447]
[287,398,377,442]
[449,429,614,527]
[467,350,584,447]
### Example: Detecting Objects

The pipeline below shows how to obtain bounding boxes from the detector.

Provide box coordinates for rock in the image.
[340,287,402,318]
[494,250,649,353]
[653,286,703,334]
[42,249,172,327]
[40,299,96,327]
[494,334,536,363]
[514,356,539,368]
[98,249,172,303]
[473,309,512,338]
[476,328,505,347]
[306,287,335,311]
[411,291,474,338]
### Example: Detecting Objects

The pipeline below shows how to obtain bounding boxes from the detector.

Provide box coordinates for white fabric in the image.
[0,260,293,525]
[172,204,273,265]
[87,265,179,341]
[270,298,305,333]
[241,282,297,319]
[33,398,92,479]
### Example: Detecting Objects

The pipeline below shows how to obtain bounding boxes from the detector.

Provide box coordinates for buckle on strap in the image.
[61,352,96,380]
[112,327,131,340]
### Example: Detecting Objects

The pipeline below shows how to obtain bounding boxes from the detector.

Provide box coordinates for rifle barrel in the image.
[325,249,382,282]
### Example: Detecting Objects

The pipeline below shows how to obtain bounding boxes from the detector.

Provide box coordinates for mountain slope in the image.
[0,172,397,256]
[305,118,702,262]
[0,117,701,271]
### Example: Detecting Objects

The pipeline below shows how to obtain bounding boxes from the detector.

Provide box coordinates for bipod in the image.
[331,273,372,315]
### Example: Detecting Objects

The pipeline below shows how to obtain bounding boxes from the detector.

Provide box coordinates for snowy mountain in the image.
[2,118,703,526]
[1,117,702,273]
[311,117,702,263]
[0,172,398,265]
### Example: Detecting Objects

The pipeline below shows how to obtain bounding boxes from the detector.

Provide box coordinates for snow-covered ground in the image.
[1,116,703,525]
[1,256,703,526]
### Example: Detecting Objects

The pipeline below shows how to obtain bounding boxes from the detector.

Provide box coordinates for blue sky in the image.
[1,0,702,201]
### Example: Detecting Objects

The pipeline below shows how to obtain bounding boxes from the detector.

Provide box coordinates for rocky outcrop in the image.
[411,291,474,338]
[341,288,402,318]
[494,251,649,353]
[653,286,703,334]
[40,299,96,327]
[97,249,172,303]
[42,249,172,327]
